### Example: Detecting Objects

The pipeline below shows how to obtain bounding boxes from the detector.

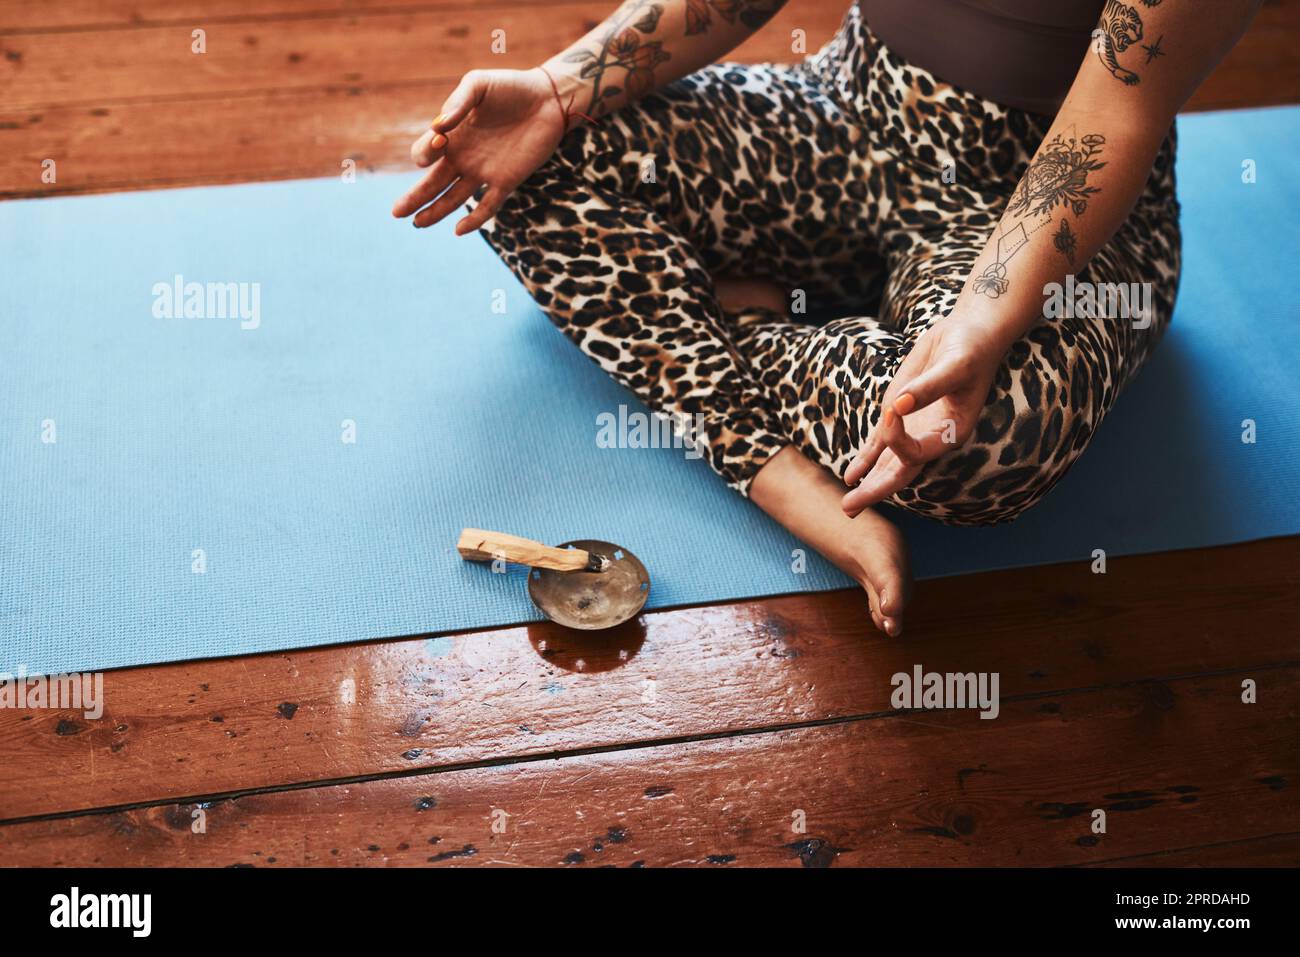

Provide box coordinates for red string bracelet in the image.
[537,65,600,134]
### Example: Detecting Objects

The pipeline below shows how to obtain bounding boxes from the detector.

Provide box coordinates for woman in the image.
[393,0,1260,635]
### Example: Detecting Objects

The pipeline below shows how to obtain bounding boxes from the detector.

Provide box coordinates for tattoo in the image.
[685,0,787,35]
[974,223,1030,299]
[1094,0,1166,86]
[565,0,786,115]
[564,2,671,115]
[1053,218,1079,264]
[1142,34,1166,63]
[1007,131,1107,218]
[974,127,1106,298]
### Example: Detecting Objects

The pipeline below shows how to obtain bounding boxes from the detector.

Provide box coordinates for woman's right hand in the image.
[841,312,1007,517]
[391,68,567,235]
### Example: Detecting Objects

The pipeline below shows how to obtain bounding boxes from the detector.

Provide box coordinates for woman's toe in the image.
[879,583,905,620]
[864,562,910,635]
[862,581,885,632]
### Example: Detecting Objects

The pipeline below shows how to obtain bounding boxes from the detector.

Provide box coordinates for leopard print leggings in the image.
[476,3,1182,526]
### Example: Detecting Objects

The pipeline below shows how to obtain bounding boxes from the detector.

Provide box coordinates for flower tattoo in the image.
[973,262,1010,299]
[685,0,787,35]
[1007,132,1108,219]
[565,2,671,114]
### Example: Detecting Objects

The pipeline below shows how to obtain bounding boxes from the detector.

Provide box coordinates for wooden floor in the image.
[3,0,1299,198]
[2,1,1299,867]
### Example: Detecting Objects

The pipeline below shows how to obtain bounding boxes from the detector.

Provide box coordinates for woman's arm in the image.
[393,1,788,233]
[843,0,1263,515]
[541,0,788,123]
[951,0,1261,355]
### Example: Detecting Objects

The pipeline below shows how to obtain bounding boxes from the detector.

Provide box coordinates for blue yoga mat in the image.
[3,106,1298,675]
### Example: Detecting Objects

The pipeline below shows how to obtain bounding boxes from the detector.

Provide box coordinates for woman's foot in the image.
[750,446,912,635]
[713,276,788,317]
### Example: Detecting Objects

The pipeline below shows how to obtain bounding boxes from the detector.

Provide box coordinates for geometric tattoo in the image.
[973,223,1030,299]
[976,127,1105,297]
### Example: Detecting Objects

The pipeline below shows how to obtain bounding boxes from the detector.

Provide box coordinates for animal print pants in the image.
[476,3,1181,525]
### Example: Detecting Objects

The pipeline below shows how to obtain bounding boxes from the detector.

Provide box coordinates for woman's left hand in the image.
[392,68,564,235]
[841,313,1008,516]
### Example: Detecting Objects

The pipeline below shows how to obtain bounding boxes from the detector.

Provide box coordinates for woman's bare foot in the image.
[713,276,910,633]
[713,276,788,317]
[750,446,912,635]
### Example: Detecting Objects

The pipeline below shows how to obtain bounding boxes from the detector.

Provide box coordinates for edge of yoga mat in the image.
[2,105,1298,675]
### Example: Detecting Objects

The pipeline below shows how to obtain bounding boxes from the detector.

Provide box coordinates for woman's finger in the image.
[454,185,508,236]
[392,159,459,219]
[884,426,952,468]
[845,409,963,514]
[879,399,961,468]
[413,176,481,229]
[845,390,917,483]
[843,425,886,486]
[410,127,449,168]
[892,360,963,416]
[882,419,927,467]
[844,346,929,484]
[433,71,489,133]
[842,448,920,515]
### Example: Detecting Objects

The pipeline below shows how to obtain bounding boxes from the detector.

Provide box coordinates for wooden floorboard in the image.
[3,5,686,109]
[1087,832,1300,868]
[2,666,1295,867]
[0,82,448,199]
[2,537,1297,823]
[0,1,561,35]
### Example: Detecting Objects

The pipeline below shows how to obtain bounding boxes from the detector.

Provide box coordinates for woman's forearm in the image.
[541,0,788,121]
[956,109,1164,353]
[956,0,1261,352]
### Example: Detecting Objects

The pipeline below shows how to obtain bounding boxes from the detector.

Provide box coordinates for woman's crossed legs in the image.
[475,60,1176,634]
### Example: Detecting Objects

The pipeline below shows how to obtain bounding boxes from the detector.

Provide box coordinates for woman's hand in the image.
[391,68,565,235]
[841,313,1009,516]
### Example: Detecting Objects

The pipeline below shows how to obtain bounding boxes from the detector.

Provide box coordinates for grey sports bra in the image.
[860,0,1107,114]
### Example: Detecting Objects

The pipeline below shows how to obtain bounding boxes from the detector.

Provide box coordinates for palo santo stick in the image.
[456,528,599,573]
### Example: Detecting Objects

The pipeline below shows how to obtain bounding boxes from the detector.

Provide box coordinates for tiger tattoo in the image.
[1095,0,1147,85]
